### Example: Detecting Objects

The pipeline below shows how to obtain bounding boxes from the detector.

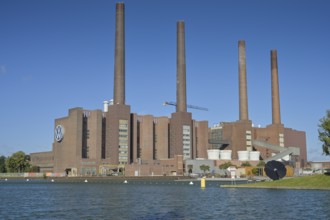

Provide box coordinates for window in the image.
[183,125,191,160]
[118,120,129,163]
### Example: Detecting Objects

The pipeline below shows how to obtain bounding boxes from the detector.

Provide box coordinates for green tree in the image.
[200,164,210,174]
[5,151,30,173]
[0,155,7,173]
[252,168,259,175]
[257,161,265,167]
[241,162,252,167]
[219,162,233,170]
[318,110,330,155]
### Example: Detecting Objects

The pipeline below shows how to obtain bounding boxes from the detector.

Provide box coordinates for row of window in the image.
[183,126,191,160]
[119,141,128,145]
[246,130,252,149]
[119,156,128,162]
[279,133,284,147]
[119,151,128,155]
[119,120,129,163]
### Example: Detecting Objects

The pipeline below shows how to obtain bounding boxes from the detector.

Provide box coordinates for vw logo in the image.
[55,125,64,142]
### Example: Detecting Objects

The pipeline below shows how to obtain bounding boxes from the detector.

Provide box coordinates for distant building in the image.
[30,151,53,173]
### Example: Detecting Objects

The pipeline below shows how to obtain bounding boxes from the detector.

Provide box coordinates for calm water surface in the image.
[0,180,329,220]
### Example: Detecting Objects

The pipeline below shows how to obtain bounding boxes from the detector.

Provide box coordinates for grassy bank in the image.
[221,174,330,190]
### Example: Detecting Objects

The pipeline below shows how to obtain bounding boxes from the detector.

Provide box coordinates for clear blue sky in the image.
[1,0,329,161]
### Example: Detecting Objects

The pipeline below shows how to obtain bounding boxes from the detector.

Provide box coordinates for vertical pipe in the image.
[238,40,248,120]
[271,50,281,124]
[176,21,187,112]
[113,3,125,105]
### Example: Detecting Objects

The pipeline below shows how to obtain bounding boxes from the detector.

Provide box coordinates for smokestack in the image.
[238,40,248,120]
[176,21,187,112]
[113,3,125,105]
[271,50,281,124]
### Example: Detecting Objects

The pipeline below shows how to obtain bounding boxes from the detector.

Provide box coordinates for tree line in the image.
[0,151,38,173]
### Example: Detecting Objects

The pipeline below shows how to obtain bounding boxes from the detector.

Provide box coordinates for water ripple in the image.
[0,181,329,219]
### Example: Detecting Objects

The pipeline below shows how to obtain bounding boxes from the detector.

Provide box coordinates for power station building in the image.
[31,3,208,176]
[30,3,307,176]
[208,42,307,168]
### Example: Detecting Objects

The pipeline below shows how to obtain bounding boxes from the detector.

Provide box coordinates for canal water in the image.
[0,179,329,219]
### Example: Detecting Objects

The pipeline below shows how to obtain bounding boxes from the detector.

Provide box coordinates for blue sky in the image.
[0,0,329,161]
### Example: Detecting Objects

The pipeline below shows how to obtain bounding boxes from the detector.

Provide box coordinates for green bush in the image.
[219,162,232,170]
[257,161,265,167]
[241,162,252,167]
[252,168,259,175]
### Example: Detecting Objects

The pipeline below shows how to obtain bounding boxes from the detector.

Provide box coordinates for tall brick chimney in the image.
[271,50,281,124]
[113,3,125,105]
[176,21,187,112]
[238,40,249,120]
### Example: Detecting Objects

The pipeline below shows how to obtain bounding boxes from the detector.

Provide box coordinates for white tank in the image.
[207,149,220,160]
[311,162,323,170]
[103,101,109,112]
[220,150,232,160]
[249,151,260,161]
[238,151,249,161]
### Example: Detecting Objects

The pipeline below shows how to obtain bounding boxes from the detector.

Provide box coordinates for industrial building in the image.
[207,43,307,169]
[30,2,307,176]
[31,3,208,176]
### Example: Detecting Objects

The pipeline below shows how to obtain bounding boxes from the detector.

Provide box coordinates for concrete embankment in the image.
[1,176,193,183]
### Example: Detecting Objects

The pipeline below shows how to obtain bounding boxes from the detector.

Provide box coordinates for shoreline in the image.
[220,184,330,190]
[0,176,248,181]
[2,176,329,190]
[0,176,250,184]
[177,177,249,182]
[0,175,192,182]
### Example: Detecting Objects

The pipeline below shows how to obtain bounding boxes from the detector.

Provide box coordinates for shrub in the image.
[241,162,252,167]
[252,168,259,175]
[257,161,265,167]
[219,162,233,170]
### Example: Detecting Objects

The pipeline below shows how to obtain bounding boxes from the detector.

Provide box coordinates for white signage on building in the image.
[55,125,64,142]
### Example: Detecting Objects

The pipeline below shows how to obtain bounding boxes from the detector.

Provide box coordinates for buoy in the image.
[5,178,8,181]
[84,179,88,183]
[124,180,128,184]
[51,179,54,182]
[189,181,194,185]
[200,177,206,188]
